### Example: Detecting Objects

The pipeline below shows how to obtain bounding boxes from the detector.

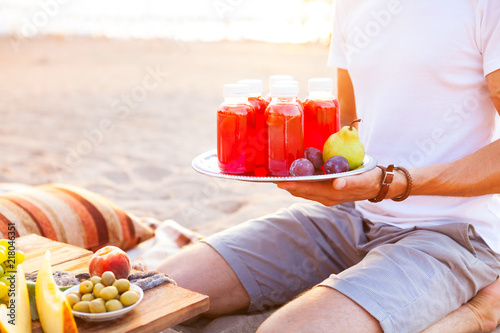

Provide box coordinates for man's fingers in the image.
[279,181,335,193]
[336,170,379,191]
[285,190,336,206]
[276,182,295,191]
[333,178,347,190]
[277,181,329,196]
[276,181,340,206]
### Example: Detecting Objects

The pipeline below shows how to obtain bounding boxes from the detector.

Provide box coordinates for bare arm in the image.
[337,68,357,127]
[488,70,500,111]
[278,69,500,204]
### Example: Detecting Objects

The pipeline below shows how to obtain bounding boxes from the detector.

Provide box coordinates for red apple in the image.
[88,246,131,279]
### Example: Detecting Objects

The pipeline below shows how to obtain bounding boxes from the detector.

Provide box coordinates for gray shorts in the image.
[202,202,500,333]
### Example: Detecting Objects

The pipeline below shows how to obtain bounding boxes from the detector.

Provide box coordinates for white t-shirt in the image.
[329,0,500,253]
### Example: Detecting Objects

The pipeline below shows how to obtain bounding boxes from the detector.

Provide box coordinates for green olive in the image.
[73,301,90,313]
[81,293,95,302]
[79,281,94,294]
[93,283,105,298]
[90,276,102,285]
[66,294,80,307]
[71,291,82,299]
[113,279,130,294]
[120,290,139,306]
[100,286,119,301]
[101,271,116,286]
[105,299,124,312]
[89,299,106,313]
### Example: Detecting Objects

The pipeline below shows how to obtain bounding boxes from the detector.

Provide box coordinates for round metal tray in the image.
[192,149,377,182]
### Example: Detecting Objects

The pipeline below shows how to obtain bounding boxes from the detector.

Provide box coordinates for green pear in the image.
[323,119,365,170]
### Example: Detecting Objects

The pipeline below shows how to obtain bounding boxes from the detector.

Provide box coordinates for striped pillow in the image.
[0,184,155,251]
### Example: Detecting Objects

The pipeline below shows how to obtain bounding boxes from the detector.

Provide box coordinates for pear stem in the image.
[350,119,362,131]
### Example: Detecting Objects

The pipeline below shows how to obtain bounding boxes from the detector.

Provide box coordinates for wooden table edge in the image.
[20,234,211,332]
[126,294,210,333]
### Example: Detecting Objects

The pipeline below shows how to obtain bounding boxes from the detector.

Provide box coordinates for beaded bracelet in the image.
[392,166,413,202]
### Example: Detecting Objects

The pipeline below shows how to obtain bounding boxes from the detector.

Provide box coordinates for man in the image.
[159,1,500,331]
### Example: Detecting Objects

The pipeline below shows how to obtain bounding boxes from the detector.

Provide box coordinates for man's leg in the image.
[158,203,367,317]
[258,226,499,332]
[422,278,500,333]
[257,286,382,333]
[258,279,500,333]
[157,242,250,316]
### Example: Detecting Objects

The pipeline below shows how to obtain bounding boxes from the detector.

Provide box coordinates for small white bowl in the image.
[63,284,144,322]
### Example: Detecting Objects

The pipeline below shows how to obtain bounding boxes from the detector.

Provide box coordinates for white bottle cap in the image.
[271,84,299,98]
[308,78,333,91]
[237,79,263,94]
[269,75,294,87]
[223,83,249,97]
[277,80,299,89]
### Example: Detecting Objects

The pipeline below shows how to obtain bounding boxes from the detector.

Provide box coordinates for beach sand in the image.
[0,36,335,331]
[3,36,500,333]
[0,36,336,236]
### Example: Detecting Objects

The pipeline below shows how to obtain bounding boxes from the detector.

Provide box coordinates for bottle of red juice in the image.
[237,79,268,171]
[265,75,294,103]
[282,80,304,111]
[303,78,340,151]
[265,84,304,176]
[217,84,257,174]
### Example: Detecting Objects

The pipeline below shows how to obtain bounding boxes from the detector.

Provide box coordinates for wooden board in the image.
[18,234,210,333]
[18,234,93,274]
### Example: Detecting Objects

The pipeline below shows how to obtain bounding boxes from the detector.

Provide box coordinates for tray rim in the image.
[192,149,377,183]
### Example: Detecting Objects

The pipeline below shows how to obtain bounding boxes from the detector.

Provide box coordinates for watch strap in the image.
[368,164,395,203]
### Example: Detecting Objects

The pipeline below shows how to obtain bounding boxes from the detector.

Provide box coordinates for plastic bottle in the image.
[238,79,268,172]
[265,84,304,176]
[217,84,257,174]
[278,80,304,111]
[265,75,294,103]
[303,78,340,151]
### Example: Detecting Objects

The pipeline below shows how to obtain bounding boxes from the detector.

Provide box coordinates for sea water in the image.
[0,0,333,43]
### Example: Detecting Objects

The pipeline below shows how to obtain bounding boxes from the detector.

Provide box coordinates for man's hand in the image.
[276,167,386,206]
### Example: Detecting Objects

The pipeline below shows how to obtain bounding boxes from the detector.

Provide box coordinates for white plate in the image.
[192,149,377,182]
[63,284,144,322]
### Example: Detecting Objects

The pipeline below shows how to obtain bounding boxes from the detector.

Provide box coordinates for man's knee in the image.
[158,243,219,275]
[157,242,232,290]
[158,242,251,316]
[257,286,382,333]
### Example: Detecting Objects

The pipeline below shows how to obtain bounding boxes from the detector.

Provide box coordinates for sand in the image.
[3,36,500,333]
[0,36,337,236]
[0,36,333,331]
